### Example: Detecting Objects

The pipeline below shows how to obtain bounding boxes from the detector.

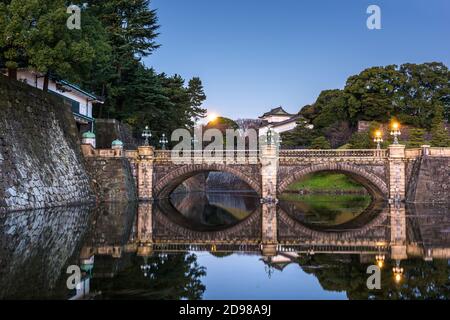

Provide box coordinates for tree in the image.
[235,118,265,131]
[85,0,160,114]
[398,62,450,127]
[187,77,207,121]
[407,128,426,148]
[430,104,450,147]
[344,65,404,124]
[310,136,331,149]
[348,132,372,149]
[312,90,348,130]
[0,0,107,89]
[324,121,352,148]
[281,122,318,148]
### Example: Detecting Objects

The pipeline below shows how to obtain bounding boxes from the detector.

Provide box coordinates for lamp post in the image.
[159,133,168,150]
[266,126,273,145]
[277,133,282,149]
[390,122,401,145]
[142,126,152,146]
[373,130,383,150]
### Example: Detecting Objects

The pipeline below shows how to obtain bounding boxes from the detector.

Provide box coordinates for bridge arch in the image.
[153,163,261,199]
[278,204,389,241]
[278,163,388,199]
[153,200,262,242]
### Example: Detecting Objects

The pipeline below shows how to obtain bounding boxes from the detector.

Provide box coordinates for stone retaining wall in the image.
[0,75,94,212]
[84,157,137,202]
[408,157,450,203]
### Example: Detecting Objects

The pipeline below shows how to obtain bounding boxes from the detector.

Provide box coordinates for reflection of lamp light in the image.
[373,130,383,150]
[140,256,151,277]
[393,260,404,283]
[211,244,217,252]
[142,126,152,146]
[390,121,401,145]
[375,254,385,268]
[265,264,274,279]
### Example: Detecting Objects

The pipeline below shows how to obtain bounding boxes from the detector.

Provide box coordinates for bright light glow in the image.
[207,113,218,123]
[395,273,402,283]
[377,261,384,268]
[392,122,399,130]
[375,130,382,138]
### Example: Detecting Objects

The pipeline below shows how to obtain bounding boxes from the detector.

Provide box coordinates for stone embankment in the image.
[0,75,94,212]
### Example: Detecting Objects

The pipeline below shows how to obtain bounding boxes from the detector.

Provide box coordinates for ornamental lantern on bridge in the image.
[393,260,404,283]
[373,130,383,150]
[82,131,96,148]
[390,121,401,145]
[159,133,168,150]
[111,139,123,150]
[142,126,152,146]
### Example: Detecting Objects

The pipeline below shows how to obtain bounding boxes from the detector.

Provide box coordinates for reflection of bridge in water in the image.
[80,201,450,262]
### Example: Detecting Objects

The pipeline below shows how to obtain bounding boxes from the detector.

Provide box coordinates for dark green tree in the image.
[407,128,426,148]
[187,77,207,121]
[85,0,160,115]
[312,90,348,130]
[348,132,372,149]
[281,122,318,148]
[430,104,450,147]
[310,136,331,149]
[398,62,450,127]
[344,65,404,124]
[0,0,102,88]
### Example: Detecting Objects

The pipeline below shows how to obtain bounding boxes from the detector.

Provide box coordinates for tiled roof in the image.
[260,106,294,118]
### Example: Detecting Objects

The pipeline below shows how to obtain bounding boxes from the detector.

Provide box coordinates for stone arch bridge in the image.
[82,144,450,203]
[123,145,411,202]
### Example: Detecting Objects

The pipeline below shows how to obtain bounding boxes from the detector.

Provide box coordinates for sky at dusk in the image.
[145,0,450,120]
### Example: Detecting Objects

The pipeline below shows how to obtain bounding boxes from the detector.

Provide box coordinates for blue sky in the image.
[145,0,450,120]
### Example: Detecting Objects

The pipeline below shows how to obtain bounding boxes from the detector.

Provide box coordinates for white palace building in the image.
[258,106,313,136]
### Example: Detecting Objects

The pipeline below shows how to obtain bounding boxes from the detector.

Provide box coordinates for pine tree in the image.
[86,0,160,113]
[407,128,426,148]
[430,105,450,147]
[187,77,207,121]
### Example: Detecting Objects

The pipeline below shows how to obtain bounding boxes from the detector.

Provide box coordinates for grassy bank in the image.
[286,172,367,193]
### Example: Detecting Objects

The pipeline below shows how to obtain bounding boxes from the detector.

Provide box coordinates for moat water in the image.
[0,191,449,300]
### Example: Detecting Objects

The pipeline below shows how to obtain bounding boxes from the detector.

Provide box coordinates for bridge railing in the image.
[279,149,387,158]
[154,150,260,164]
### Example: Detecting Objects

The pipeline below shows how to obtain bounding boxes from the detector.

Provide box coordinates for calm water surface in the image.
[0,191,449,300]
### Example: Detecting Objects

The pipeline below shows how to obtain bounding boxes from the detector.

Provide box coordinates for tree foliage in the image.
[283,62,449,149]
[430,105,450,147]
[310,136,331,149]
[0,0,207,136]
